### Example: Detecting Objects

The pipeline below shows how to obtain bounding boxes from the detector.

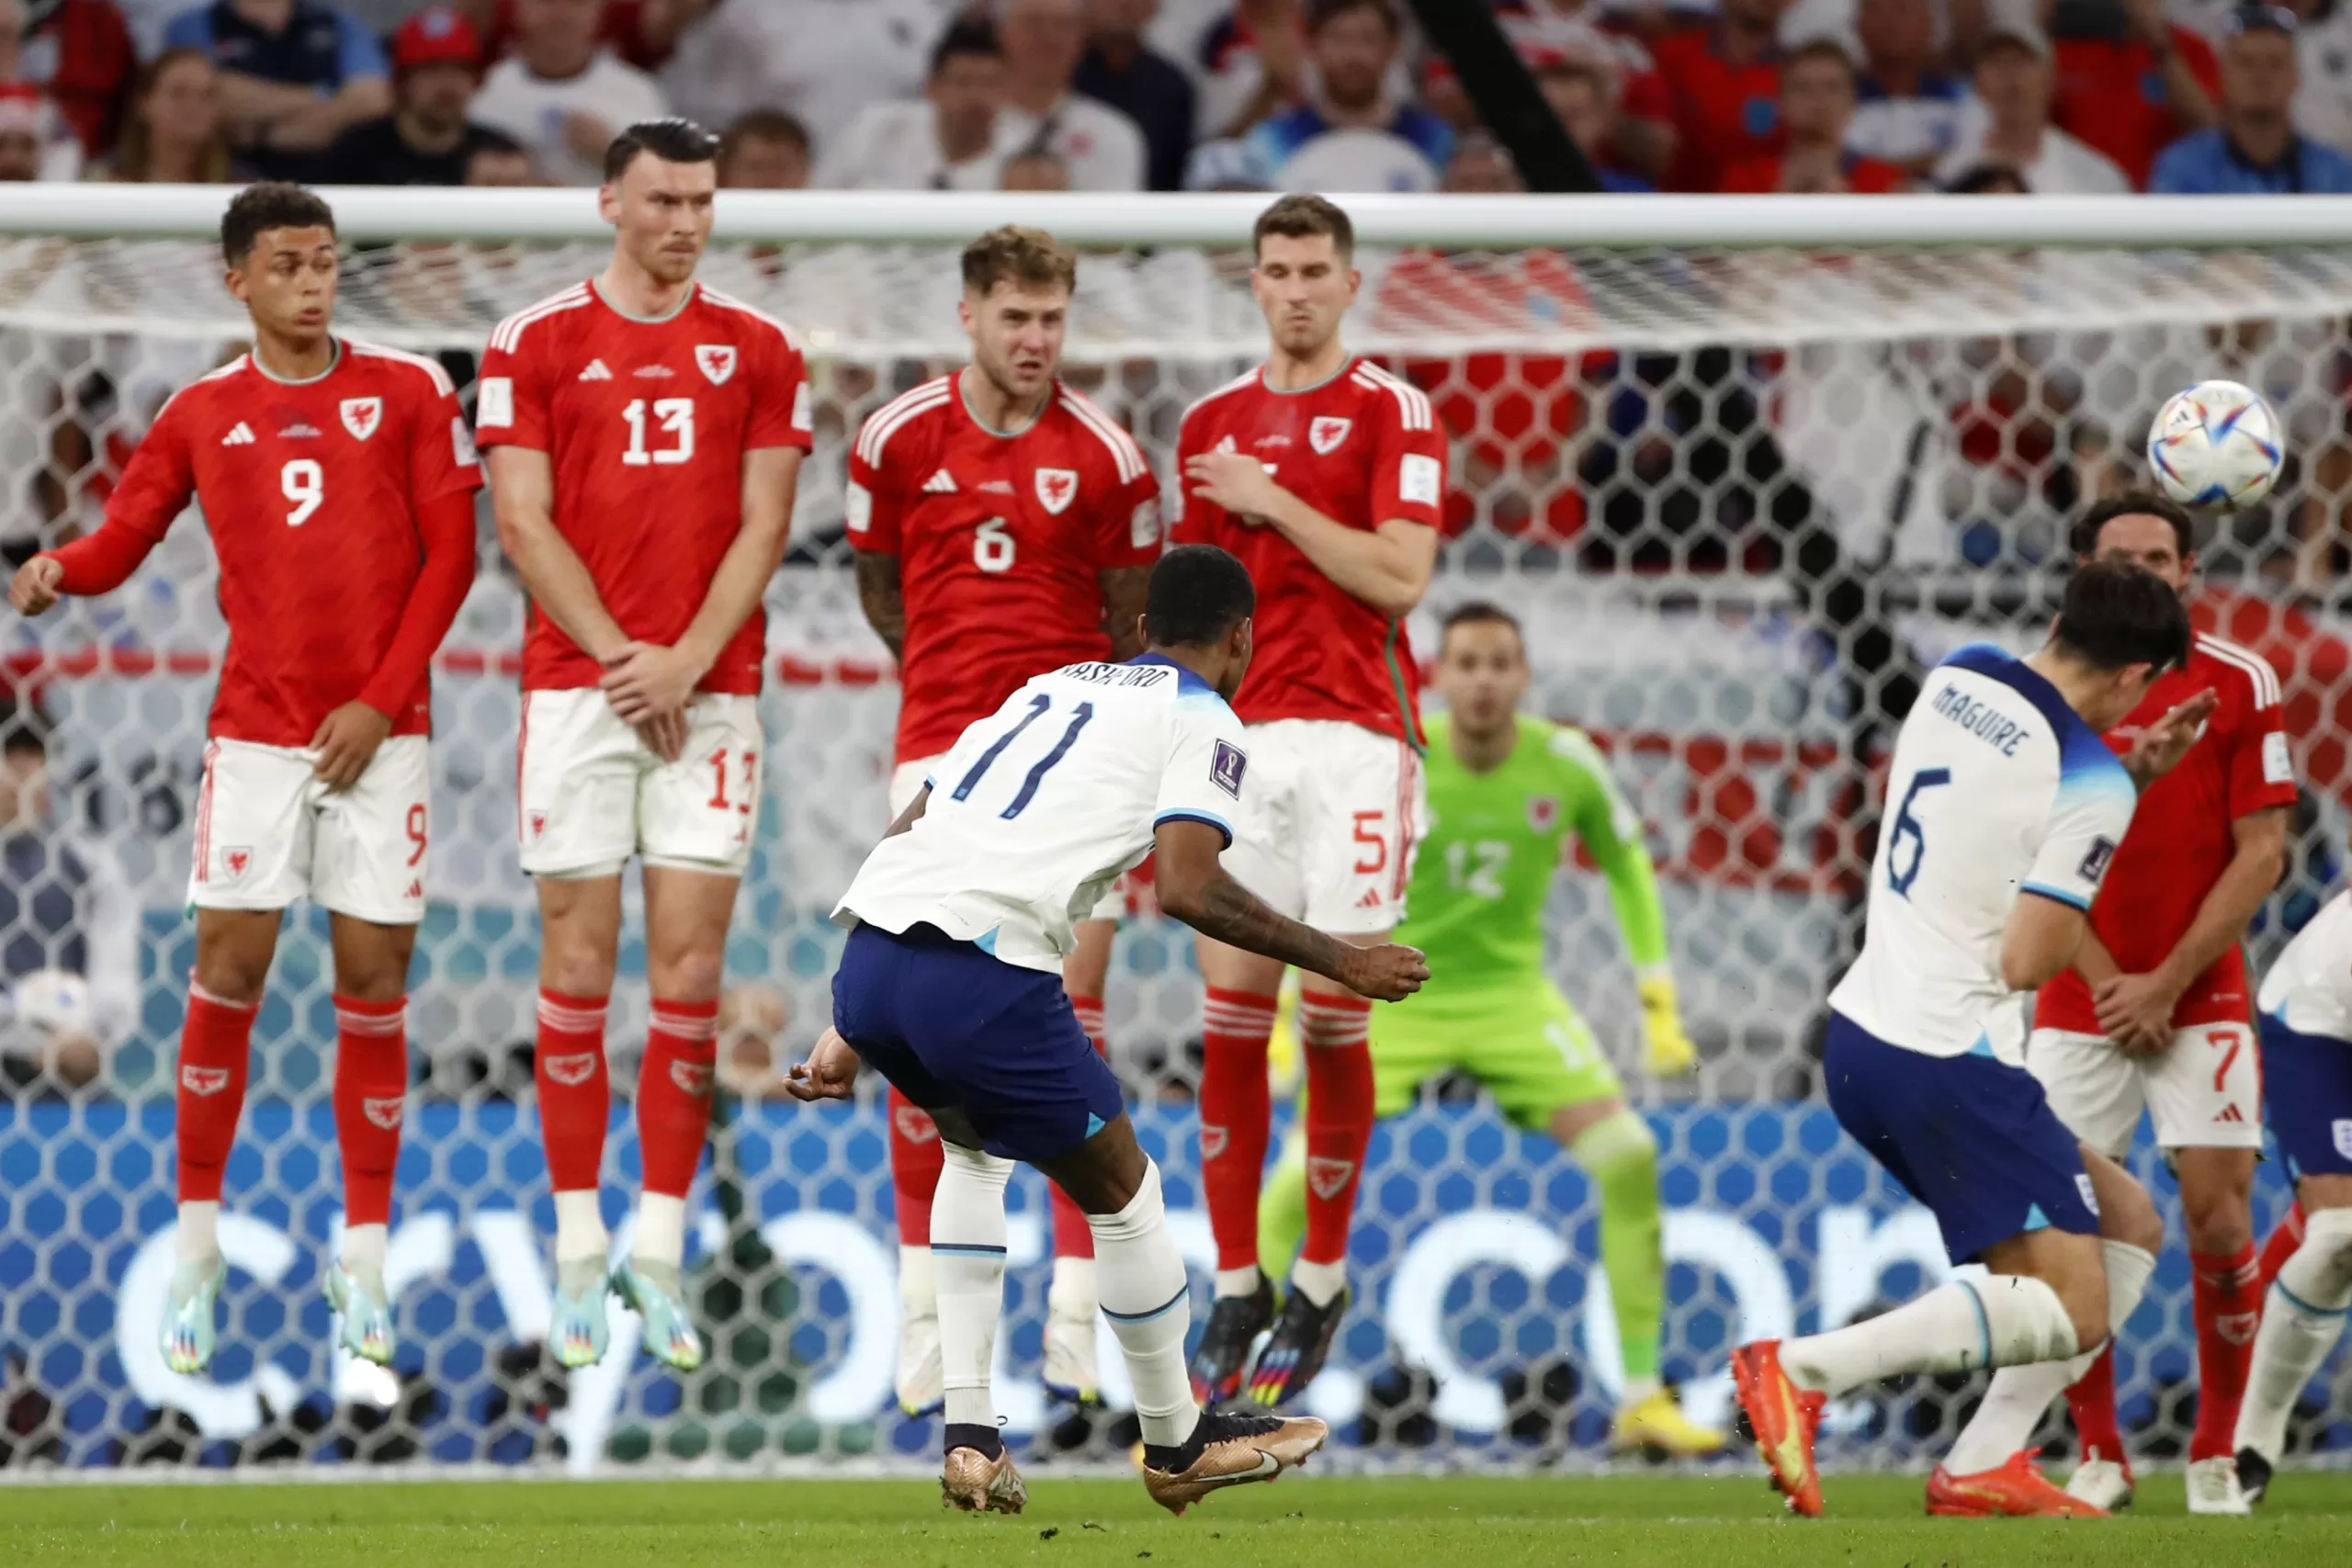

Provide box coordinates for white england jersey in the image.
[2260,890,2352,1041]
[1829,645,2137,1062]
[835,655,1250,972]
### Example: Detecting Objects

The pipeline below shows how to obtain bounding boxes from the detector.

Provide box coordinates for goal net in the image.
[0,190,2345,1474]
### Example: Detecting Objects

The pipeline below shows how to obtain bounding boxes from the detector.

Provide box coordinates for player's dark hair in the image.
[2051,559,2193,673]
[2071,490,2198,562]
[604,117,720,183]
[962,225,1078,297]
[1253,194,1354,263]
[1307,0,1399,34]
[220,181,334,267]
[1144,546,1255,649]
[932,13,1001,73]
[1439,601,1525,653]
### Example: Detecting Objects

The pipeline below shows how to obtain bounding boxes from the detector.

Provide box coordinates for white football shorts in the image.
[518,690,763,879]
[2026,1023,2265,1157]
[888,754,1127,922]
[1220,716,1426,936]
[189,735,430,925]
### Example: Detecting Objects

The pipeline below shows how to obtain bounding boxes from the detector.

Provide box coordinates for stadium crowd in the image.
[0,0,2344,196]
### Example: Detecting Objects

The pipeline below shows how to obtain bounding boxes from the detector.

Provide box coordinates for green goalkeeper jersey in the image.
[1402,713,1670,993]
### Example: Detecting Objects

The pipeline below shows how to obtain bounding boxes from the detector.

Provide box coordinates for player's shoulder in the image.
[344,338,458,400]
[1050,381,1150,484]
[1930,642,2078,759]
[854,375,956,468]
[1179,367,1264,434]
[487,281,595,356]
[1344,356,1437,433]
[153,355,254,425]
[695,284,805,353]
[2189,632,2282,712]
[1536,716,1609,773]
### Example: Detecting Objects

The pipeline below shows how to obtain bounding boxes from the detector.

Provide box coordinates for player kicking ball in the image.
[1255,602,1722,1455]
[476,118,811,1370]
[847,225,1161,1414]
[1732,562,2213,1518]
[1172,194,1448,1410]
[790,545,1425,1513]
[10,184,481,1373]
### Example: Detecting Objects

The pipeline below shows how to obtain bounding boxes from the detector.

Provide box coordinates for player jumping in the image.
[1254,602,1722,1454]
[1171,193,1448,1408]
[2234,890,2352,1504]
[476,118,811,1370]
[2021,494,2293,1515]
[792,544,1424,1513]
[1732,562,2211,1518]
[9,184,481,1373]
[847,225,1161,1415]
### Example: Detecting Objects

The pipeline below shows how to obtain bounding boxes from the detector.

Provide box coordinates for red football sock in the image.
[175,979,258,1204]
[2257,1202,2308,1294]
[331,995,409,1228]
[533,988,610,1194]
[1051,995,1112,1260]
[1200,987,1278,1273]
[2065,1341,2126,1467]
[638,998,719,1198]
[2190,1242,2262,1461]
[1299,993,1374,1268]
[888,1088,944,1247]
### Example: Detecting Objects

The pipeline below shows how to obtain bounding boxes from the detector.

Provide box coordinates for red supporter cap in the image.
[0,85,43,138]
[392,5,483,73]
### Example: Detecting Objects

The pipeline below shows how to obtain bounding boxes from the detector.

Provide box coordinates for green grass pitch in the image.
[8,1472,2352,1567]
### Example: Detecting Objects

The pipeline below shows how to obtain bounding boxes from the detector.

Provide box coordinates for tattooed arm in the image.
[1152,819,1427,1001]
[854,548,906,662]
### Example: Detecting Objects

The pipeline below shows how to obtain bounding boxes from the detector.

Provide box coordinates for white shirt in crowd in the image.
[1938,104,2132,193]
[837,656,1250,972]
[818,100,1006,190]
[995,96,1149,191]
[470,51,669,186]
[661,0,951,155]
[1828,645,2136,1063]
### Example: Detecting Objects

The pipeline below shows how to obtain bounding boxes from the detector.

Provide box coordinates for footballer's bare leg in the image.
[1034,1113,1328,1514]
[2176,1142,2262,1511]
[1043,919,1119,1404]
[161,908,280,1373]
[534,872,624,1367]
[614,863,737,1371]
[322,912,419,1366]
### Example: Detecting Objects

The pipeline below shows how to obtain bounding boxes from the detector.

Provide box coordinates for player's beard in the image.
[977,349,1053,412]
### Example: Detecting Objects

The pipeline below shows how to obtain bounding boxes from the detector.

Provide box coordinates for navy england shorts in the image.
[831,920,1125,1165]
[2260,1011,2352,1179]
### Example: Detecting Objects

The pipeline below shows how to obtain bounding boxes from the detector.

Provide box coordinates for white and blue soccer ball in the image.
[2146,379,2285,512]
[6,967,91,1036]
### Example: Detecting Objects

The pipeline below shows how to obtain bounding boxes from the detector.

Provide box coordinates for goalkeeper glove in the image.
[1637,974,1697,1077]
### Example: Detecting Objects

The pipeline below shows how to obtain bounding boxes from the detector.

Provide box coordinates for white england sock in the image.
[932,1144,1014,1430]
[1782,1275,2078,1399]
[1944,1240,2155,1475]
[2236,1208,2352,1464]
[1085,1158,1201,1451]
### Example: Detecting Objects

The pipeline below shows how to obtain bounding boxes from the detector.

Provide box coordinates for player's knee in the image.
[648,945,725,1006]
[539,941,615,1001]
[2052,1267,2111,1354]
[1568,1107,1657,1188]
[2180,1183,2254,1255]
[192,919,276,1004]
[2296,1207,2352,1299]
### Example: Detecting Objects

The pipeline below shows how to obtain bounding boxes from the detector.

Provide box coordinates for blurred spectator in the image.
[1442,127,1522,190]
[1522,25,1675,184]
[1001,146,1072,186]
[0,7,85,180]
[1078,0,1197,189]
[470,0,667,186]
[819,16,1008,191]
[1721,35,1906,188]
[163,0,393,178]
[997,0,1149,191]
[1196,0,1309,141]
[1534,50,1658,189]
[0,86,48,180]
[87,45,239,181]
[2047,0,2222,186]
[322,6,510,186]
[1943,157,2032,187]
[1936,6,2132,188]
[462,128,533,182]
[716,107,808,189]
[17,0,138,162]
[2283,0,2352,151]
[2153,4,2352,186]
[1846,0,1966,175]
[469,0,685,72]
[1654,0,1791,190]
[658,0,938,153]
[1235,0,1451,191]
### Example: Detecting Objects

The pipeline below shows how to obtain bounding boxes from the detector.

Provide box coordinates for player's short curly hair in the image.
[2072,490,2197,561]
[960,225,1077,298]
[1253,194,1354,263]
[1144,546,1255,649]
[220,182,334,267]
[2052,558,2193,673]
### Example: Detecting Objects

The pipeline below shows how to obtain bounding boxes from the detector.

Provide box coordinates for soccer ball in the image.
[2145,380,2285,511]
[7,968,91,1036]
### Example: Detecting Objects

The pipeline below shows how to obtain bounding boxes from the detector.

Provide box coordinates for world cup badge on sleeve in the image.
[1212,739,1247,797]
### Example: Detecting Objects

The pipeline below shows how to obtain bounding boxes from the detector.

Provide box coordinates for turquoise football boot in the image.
[550,1255,615,1369]
[324,1258,398,1366]
[161,1254,226,1375]
[613,1258,705,1371]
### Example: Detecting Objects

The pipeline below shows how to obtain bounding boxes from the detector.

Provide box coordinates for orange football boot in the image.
[1927,1450,2109,1518]
[1731,1339,1826,1517]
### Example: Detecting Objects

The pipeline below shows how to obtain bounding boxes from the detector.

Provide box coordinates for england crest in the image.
[695,344,737,385]
[340,397,382,441]
[1035,468,1078,514]
[1310,415,1351,454]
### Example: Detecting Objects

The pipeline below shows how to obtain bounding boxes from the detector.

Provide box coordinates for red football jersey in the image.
[1717,152,1905,193]
[474,280,814,694]
[1652,27,1783,193]
[103,341,481,747]
[2036,634,2297,1032]
[1171,358,1447,745]
[2052,28,2221,189]
[847,377,1163,765]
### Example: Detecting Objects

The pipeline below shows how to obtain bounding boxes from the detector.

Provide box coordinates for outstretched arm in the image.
[1153,818,1427,1000]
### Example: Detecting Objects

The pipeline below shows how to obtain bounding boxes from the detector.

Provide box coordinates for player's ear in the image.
[596,181,623,227]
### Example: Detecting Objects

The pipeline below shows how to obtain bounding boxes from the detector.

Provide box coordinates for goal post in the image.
[0,191,2346,1474]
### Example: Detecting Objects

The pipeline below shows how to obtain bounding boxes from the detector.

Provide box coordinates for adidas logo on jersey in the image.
[922,469,956,493]
[221,423,255,446]
[579,359,614,381]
